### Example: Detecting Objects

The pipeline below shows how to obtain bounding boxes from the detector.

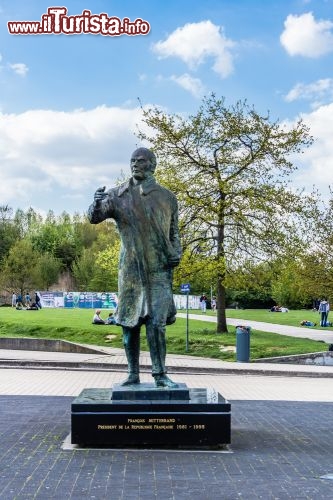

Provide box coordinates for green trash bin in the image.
[236,325,251,362]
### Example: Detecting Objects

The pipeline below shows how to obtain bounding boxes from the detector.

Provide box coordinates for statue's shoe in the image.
[119,374,140,386]
[154,375,179,388]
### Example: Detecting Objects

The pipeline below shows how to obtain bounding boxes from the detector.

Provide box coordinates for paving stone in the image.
[0,395,332,498]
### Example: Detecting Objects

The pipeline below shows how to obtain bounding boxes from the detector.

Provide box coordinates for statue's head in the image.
[130,148,157,181]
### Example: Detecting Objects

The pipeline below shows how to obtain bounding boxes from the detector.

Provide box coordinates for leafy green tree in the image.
[72,248,97,291]
[0,205,21,265]
[35,253,62,291]
[276,193,333,304]
[298,253,333,302]
[89,241,120,291]
[72,215,100,249]
[138,94,318,332]
[30,211,80,271]
[54,240,78,271]
[0,204,122,293]
[226,260,275,308]
[172,247,217,295]
[283,251,333,305]
[0,239,39,295]
[13,207,43,239]
[30,210,119,274]
[30,216,61,255]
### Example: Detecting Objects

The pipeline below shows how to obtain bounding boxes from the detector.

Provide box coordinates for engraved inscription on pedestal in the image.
[71,386,231,448]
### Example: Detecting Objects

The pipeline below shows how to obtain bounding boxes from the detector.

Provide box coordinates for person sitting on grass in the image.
[300,320,317,327]
[105,312,116,325]
[92,309,106,325]
[26,302,39,310]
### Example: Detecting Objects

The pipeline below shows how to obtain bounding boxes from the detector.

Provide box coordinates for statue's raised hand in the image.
[94,186,107,205]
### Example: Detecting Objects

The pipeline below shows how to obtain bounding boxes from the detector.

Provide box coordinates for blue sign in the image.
[180,283,190,293]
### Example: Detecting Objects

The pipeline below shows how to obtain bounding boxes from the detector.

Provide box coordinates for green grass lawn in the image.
[0,306,328,362]
[193,308,327,329]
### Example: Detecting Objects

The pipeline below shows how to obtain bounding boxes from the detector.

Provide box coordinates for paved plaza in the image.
[0,315,332,499]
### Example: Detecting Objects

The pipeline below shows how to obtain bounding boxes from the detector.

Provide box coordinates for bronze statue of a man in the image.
[88,148,182,388]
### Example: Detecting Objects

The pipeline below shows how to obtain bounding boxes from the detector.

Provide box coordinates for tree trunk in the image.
[216,277,228,333]
[216,209,227,333]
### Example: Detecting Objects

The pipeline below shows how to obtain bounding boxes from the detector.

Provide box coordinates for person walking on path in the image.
[211,296,217,312]
[11,292,17,308]
[319,298,330,327]
[200,294,207,313]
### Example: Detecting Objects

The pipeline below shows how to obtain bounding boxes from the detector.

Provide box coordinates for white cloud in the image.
[280,12,333,57]
[9,62,28,76]
[170,74,205,98]
[284,78,333,105]
[152,20,235,78]
[0,105,149,214]
[4,101,333,218]
[293,102,333,194]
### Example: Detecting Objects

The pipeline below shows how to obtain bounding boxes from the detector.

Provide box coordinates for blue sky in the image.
[1,0,333,215]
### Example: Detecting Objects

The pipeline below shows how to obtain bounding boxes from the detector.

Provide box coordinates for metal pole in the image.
[186,291,189,352]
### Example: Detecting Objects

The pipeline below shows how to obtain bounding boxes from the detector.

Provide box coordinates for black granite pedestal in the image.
[71,383,231,448]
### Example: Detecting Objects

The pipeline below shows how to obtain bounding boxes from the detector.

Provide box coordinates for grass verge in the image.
[0,307,328,361]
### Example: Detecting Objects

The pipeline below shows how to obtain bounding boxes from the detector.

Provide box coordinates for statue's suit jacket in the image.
[88,177,181,328]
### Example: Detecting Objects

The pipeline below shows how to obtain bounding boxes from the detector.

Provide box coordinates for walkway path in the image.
[1,365,333,401]
[1,345,333,378]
